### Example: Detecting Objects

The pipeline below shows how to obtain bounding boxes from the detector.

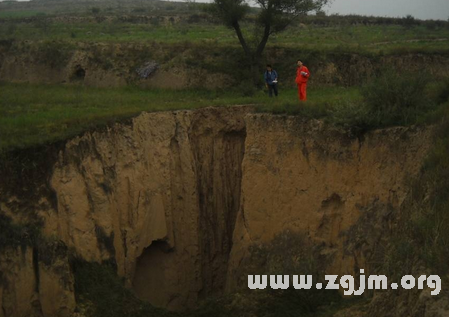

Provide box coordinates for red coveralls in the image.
[295,66,310,101]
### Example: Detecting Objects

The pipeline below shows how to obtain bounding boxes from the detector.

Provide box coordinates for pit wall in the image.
[0,107,432,316]
[227,114,431,289]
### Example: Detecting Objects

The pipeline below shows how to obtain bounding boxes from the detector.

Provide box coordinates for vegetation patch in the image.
[384,111,449,278]
[1,74,446,153]
[360,71,434,127]
[32,40,76,68]
[0,213,42,253]
[339,85,449,307]
[0,82,361,152]
[72,232,362,317]
[73,261,174,317]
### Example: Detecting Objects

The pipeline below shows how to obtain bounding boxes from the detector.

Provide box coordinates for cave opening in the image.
[132,240,173,308]
[72,65,86,81]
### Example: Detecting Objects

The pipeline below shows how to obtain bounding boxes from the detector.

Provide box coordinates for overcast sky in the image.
[325,0,449,21]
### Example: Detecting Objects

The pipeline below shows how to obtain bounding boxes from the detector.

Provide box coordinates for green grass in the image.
[0,10,47,18]
[0,82,360,152]
[0,0,448,53]
[2,75,446,152]
[1,20,448,53]
[0,0,192,18]
[0,22,236,43]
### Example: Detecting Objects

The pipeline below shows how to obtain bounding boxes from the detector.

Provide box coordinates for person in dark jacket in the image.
[264,64,278,97]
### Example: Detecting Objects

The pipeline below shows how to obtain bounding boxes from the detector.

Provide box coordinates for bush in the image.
[6,23,17,36]
[361,71,433,127]
[187,13,202,24]
[415,119,449,274]
[435,78,449,105]
[402,14,417,28]
[0,213,41,253]
[328,100,372,133]
[33,18,50,33]
[73,261,173,317]
[150,17,160,26]
[91,7,101,15]
[377,117,449,278]
[237,80,258,97]
[34,41,75,68]
[240,231,341,314]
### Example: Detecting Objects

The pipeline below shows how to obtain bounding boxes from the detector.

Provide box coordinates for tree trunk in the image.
[232,21,251,57]
[232,20,271,87]
[255,24,271,58]
[249,54,263,86]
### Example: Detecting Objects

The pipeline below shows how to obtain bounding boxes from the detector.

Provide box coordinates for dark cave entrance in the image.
[72,65,86,81]
[132,240,173,307]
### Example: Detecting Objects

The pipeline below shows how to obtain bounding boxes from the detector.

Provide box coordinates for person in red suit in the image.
[295,60,310,101]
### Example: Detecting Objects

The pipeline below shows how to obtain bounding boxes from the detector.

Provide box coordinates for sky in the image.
[324,0,449,21]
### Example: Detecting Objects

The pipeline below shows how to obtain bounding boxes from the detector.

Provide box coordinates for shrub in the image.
[328,100,372,133]
[73,261,173,317]
[187,14,203,24]
[0,213,41,253]
[34,41,75,68]
[6,23,17,36]
[361,71,433,127]
[237,80,258,97]
[402,14,417,28]
[91,7,101,15]
[415,119,449,274]
[240,231,341,314]
[150,17,160,26]
[435,78,449,105]
[33,18,50,33]
[379,117,449,278]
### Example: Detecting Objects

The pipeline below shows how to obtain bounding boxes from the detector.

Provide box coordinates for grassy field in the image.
[0,10,48,19]
[1,20,449,53]
[1,0,449,54]
[0,82,361,152]
[1,0,448,152]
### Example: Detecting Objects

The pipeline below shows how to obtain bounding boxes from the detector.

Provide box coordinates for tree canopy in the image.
[210,0,329,59]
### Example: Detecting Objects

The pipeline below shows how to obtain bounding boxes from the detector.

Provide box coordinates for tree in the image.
[403,14,416,29]
[209,0,329,79]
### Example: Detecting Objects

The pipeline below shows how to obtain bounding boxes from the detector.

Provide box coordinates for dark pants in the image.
[268,84,278,97]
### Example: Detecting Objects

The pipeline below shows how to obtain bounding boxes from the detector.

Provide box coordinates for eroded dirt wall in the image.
[0,107,435,316]
[226,115,432,291]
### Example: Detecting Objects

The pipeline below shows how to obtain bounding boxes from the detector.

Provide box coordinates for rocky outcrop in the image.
[0,107,439,316]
